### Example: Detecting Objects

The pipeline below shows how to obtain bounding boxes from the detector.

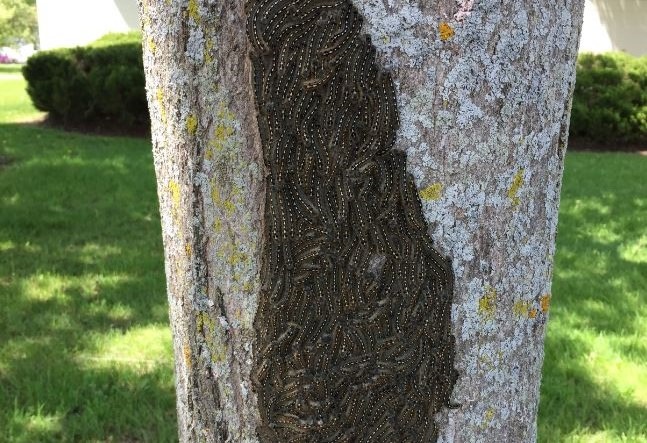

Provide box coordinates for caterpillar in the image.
[246,0,459,440]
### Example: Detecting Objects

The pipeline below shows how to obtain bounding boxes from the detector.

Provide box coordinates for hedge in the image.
[22,34,647,146]
[22,33,147,128]
[571,52,647,146]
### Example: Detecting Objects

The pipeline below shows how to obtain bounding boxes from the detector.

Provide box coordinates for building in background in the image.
[36,0,139,50]
[34,0,645,56]
[579,0,647,56]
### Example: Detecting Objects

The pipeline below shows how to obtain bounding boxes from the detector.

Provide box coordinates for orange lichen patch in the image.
[528,308,538,319]
[419,182,443,201]
[540,294,551,313]
[507,169,524,207]
[479,285,497,319]
[439,22,455,41]
[183,342,192,369]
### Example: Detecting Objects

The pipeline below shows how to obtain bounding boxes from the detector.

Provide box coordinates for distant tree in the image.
[0,0,37,46]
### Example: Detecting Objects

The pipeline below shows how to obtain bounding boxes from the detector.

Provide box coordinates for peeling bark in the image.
[139,0,584,441]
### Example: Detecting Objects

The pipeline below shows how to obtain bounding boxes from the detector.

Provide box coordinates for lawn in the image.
[0,72,645,442]
[0,72,176,441]
[538,153,647,441]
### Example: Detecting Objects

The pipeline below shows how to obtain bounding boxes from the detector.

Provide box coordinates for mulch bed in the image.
[38,116,150,139]
[568,136,647,153]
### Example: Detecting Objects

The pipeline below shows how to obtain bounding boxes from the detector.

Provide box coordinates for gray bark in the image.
[139,0,584,441]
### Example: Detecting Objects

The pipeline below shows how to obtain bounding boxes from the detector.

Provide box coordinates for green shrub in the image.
[571,52,647,146]
[89,31,142,48]
[22,34,147,128]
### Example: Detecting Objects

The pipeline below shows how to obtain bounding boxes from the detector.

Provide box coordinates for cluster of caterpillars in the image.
[246,0,458,440]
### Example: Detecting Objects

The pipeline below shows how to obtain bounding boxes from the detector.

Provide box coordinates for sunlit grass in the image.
[77,325,174,373]
[0,69,45,122]
[539,152,647,442]
[0,76,176,442]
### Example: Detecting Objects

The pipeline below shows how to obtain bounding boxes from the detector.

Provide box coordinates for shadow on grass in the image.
[538,152,647,441]
[0,123,177,441]
[539,332,647,442]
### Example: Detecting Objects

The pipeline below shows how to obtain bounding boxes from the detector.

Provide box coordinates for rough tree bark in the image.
[139,0,584,441]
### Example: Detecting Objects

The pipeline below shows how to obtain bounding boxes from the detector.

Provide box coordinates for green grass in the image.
[0,77,44,123]
[538,152,647,442]
[0,76,176,441]
[89,31,142,48]
[0,64,23,76]
[1,73,645,442]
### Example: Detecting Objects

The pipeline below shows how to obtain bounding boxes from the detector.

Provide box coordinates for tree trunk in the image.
[139,0,584,441]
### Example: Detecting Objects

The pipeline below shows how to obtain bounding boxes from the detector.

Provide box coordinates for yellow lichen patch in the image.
[197,312,227,363]
[209,123,234,151]
[204,38,214,64]
[217,101,235,121]
[223,200,235,214]
[156,88,167,124]
[478,354,495,370]
[507,169,524,207]
[211,179,222,205]
[187,0,200,22]
[213,218,222,232]
[186,114,198,136]
[439,22,455,41]
[210,178,236,215]
[228,250,249,266]
[513,300,532,317]
[540,294,551,313]
[479,285,497,319]
[168,180,181,221]
[185,242,192,256]
[483,408,495,426]
[420,182,443,201]
[147,36,156,55]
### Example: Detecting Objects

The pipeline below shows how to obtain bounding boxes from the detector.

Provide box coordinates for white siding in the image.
[579,0,647,55]
[36,0,139,50]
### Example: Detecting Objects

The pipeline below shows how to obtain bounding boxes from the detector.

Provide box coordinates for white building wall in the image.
[35,0,645,55]
[36,0,139,50]
[579,0,647,56]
